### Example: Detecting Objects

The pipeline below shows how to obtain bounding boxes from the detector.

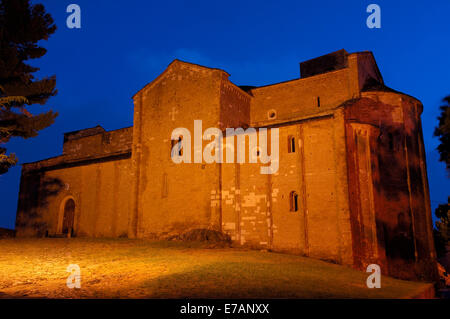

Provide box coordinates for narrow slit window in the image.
[317,96,321,107]
[290,191,299,212]
[288,136,296,153]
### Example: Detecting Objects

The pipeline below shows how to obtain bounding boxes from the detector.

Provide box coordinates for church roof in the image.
[132,59,230,99]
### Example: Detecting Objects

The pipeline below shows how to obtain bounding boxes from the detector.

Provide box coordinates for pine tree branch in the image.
[0,96,29,109]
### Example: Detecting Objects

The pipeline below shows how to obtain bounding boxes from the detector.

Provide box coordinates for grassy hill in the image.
[0,238,433,298]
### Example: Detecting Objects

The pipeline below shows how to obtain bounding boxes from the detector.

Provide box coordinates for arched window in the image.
[289,191,299,212]
[288,135,296,153]
[171,136,183,157]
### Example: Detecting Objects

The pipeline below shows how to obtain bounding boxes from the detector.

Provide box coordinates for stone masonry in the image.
[15,50,437,281]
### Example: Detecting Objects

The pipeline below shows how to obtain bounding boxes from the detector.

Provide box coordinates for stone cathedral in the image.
[15,50,437,280]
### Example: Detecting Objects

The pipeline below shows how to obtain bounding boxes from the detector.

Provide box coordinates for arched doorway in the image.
[62,198,75,237]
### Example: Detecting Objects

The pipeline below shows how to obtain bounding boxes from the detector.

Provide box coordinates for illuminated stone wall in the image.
[15,51,437,280]
[15,127,133,238]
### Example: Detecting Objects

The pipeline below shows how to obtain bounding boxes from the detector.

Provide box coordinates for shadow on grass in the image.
[136,259,426,299]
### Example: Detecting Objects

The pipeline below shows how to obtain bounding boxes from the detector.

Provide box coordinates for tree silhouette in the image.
[0,0,58,175]
[434,198,449,258]
[434,95,450,173]
[434,95,450,258]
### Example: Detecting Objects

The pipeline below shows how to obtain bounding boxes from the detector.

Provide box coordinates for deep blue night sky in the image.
[0,0,449,229]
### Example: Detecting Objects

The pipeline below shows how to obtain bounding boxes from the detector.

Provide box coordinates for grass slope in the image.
[0,238,431,298]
